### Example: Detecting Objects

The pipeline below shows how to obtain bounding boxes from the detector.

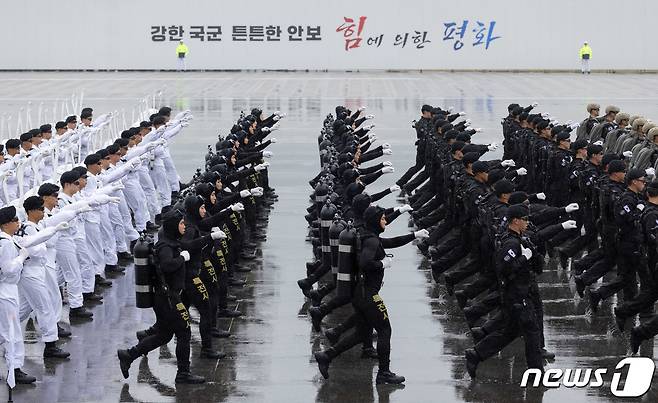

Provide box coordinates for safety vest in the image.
[176,44,189,57]
[579,45,592,59]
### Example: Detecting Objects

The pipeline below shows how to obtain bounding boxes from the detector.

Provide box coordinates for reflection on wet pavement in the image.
[0,72,656,402]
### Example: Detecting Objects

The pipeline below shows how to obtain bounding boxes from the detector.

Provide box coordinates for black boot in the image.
[117,251,134,262]
[465,348,480,379]
[95,275,112,287]
[136,330,149,341]
[455,290,468,309]
[14,368,36,384]
[574,275,586,298]
[217,308,242,318]
[297,279,312,298]
[117,349,134,379]
[308,289,323,307]
[175,371,205,384]
[589,289,601,312]
[44,342,70,359]
[308,306,323,332]
[70,306,93,319]
[211,328,231,338]
[200,347,226,359]
[57,324,72,338]
[614,308,626,332]
[83,292,103,303]
[541,348,555,360]
[630,327,643,355]
[314,350,332,379]
[324,327,340,345]
[105,264,125,274]
[376,370,405,384]
[471,327,486,343]
[146,221,160,232]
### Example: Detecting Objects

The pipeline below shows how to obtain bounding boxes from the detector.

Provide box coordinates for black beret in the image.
[38,183,60,197]
[139,121,152,129]
[65,115,77,124]
[55,121,67,130]
[114,138,129,148]
[39,124,52,133]
[72,166,87,177]
[537,120,551,131]
[607,159,626,174]
[571,139,589,151]
[80,111,92,119]
[487,168,506,186]
[451,141,466,153]
[508,103,520,112]
[507,204,530,220]
[152,115,166,126]
[5,139,20,149]
[120,130,133,139]
[0,206,17,226]
[81,107,93,114]
[158,107,172,116]
[509,191,528,205]
[587,144,604,157]
[511,106,524,117]
[96,148,109,159]
[443,129,459,141]
[84,153,102,165]
[647,181,658,191]
[494,179,515,195]
[60,170,81,186]
[472,160,489,174]
[602,153,619,168]
[421,104,433,113]
[556,132,571,141]
[462,152,480,166]
[626,168,645,183]
[19,132,33,142]
[455,133,471,143]
[106,144,120,155]
[23,196,44,212]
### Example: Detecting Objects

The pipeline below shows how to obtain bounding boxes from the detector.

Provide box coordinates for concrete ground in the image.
[0,71,656,402]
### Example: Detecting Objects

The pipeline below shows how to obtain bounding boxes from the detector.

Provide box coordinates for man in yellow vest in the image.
[175,41,189,71]
[579,41,592,75]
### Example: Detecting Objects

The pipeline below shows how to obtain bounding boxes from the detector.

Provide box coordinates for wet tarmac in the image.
[0,71,656,402]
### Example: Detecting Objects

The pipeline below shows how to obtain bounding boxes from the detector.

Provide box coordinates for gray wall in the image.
[1,0,655,71]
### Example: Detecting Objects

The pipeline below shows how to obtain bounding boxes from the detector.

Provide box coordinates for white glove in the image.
[365,114,375,120]
[358,106,366,112]
[146,142,158,150]
[231,202,245,212]
[531,102,539,108]
[55,222,70,232]
[211,227,220,232]
[570,122,580,130]
[240,189,251,198]
[520,245,533,260]
[261,127,271,134]
[501,160,516,168]
[382,256,393,269]
[270,122,281,132]
[363,124,375,130]
[459,111,466,116]
[368,135,378,142]
[414,229,430,239]
[389,185,401,193]
[541,112,551,119]
[130,159,142,169]
[581,226,587,236]
[108,196,120,204]
[180,251,190,262]
[646,168,656,177]
[637,204,645,212]
[250,187,264,197]
[623,151,633,158]
[397,204,413,213]
[561,220,577,230]
[488,143,499,151]
[111,182,125,191]
[536,192,546,201]
[383,161,393,167]
[383,149,393,155]
[381,166,395,174]
[273,115,280,121]
[565,203,579,213]
[464,119,472,127]
[19,248,30,262]
[269,137,277,143]
[382,143,391,149]
[211,229,227,240]
[516,167,528,176]
[262,151,273,158]
[367,132,376,140]
[254,162,269,171]
[593,140,603,146]
[276,112,287,118]
[76,203,92,213]
[475,128,483,132]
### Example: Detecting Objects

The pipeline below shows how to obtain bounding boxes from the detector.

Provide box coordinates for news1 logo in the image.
[521,357,655,397]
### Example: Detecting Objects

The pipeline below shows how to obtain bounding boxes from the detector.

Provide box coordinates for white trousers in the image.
[150,164,172,208]
[581,58,590,73]
[19,273,58,343]
[163,154,180,192]
[138,168,160,222]
[84,221,105,277]
[56,246,83,309]
[0,297,24,387]
[123,179,148,232]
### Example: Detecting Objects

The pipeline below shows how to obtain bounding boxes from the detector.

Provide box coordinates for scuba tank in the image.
[320,199,338,271]
[336,221,358,299]
[328,214,346,276]
[133,235,155,308]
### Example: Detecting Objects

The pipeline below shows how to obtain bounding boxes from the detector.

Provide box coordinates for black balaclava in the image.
[184,195,204,225]
[162,209,184,240]
[363,205,385,234]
